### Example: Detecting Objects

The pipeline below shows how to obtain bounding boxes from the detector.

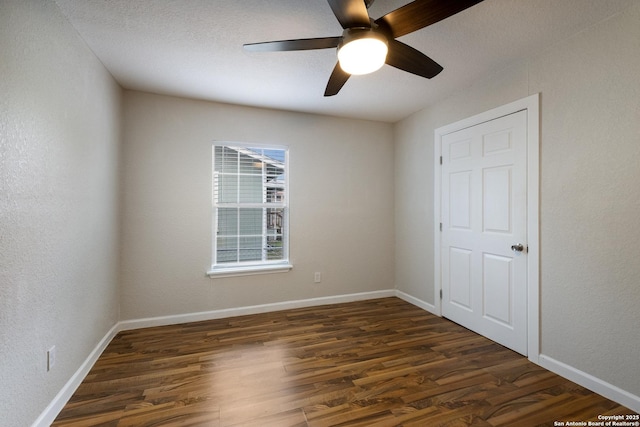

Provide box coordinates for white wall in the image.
[120,91,394,320]
[0,2,122,426]
[395,2,640,403]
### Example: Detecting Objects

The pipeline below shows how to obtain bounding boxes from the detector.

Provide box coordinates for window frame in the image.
[207,142,292,278]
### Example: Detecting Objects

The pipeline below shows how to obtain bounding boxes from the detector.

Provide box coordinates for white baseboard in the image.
[395,290,437,315]
[31,323,121,427]
[539,354,640,413]
[118,289,396,331]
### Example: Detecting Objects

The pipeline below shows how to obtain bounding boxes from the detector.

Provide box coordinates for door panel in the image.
[449,247,472,310]
[483,253,512,326]
[441,110,527,355]
[483,167,511,233]
[449,138,472,160]
[450,171,472,229]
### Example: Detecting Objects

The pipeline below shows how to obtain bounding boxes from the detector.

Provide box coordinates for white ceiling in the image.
[54,0,634,123]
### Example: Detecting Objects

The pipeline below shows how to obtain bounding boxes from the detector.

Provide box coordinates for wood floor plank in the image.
[52,298,636,426]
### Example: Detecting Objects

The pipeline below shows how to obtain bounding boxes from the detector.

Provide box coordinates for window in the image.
[208,143,291,277]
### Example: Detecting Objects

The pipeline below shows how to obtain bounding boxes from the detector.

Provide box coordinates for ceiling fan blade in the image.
[327,0,371,29]
[375,0,484,39]
[244,37,341,52]
[386,39,443,79]
[324,62,351,96]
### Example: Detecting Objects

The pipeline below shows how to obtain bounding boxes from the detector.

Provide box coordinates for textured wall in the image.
[395,2,640,400]
[120,91,394,320]
[0,2,121,426]
[530,2,640,399]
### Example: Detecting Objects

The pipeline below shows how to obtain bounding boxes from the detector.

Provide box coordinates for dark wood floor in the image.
[53,298,634,426]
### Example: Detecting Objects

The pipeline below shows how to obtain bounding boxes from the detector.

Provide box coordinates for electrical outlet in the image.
[47,346,56,371]
[314,272,322,283]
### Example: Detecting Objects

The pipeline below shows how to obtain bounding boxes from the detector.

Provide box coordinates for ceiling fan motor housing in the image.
[337,27,389,75]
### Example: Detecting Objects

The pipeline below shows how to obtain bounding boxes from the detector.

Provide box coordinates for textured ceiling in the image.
[54,0,634,123]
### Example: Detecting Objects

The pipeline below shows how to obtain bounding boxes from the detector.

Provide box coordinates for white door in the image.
[440,110,528,355]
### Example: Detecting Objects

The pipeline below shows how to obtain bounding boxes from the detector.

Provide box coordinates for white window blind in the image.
[210,144,289,275]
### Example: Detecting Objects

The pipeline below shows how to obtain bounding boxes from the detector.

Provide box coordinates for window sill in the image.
[207,263,293,279]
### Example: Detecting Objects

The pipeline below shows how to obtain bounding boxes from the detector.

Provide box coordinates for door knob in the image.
[511,243,525,252]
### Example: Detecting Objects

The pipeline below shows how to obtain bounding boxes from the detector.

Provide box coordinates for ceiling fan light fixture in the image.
[337,29,388,75]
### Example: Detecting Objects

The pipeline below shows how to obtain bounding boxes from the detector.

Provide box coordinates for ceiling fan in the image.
[244,0,484,96]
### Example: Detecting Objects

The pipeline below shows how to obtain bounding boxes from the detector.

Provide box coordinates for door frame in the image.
[433,94,539,363]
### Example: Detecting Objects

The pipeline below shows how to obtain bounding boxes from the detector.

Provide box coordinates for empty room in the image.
[1,1,639,426]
